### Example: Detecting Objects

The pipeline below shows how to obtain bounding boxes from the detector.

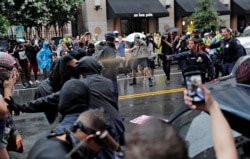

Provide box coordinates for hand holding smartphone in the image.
[184,71,205,104]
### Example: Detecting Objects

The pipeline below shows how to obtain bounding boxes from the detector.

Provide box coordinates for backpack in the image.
[133,40,150,58]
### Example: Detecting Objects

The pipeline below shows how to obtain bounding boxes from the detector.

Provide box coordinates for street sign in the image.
[15,26,24,40]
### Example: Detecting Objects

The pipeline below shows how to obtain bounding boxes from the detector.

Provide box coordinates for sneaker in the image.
[29,80,33,85]
[117,75,120,79]
[22,84,28,89]
[151,76,156,82]
[129,81,136,85]
[165,80,170,84]
[34,80,41,86]
[22,83,31,89]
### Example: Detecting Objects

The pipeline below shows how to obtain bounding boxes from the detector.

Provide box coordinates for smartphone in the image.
[184,71,205,104]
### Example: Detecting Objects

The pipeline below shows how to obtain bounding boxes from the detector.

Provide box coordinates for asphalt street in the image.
[11,64,185,159]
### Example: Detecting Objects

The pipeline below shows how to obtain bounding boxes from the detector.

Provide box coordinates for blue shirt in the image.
[116,42,125,57]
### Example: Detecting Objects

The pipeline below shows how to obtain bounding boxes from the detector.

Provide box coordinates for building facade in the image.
[77,0,250,39]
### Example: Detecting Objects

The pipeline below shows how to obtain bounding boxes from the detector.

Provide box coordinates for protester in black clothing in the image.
[176,35,189,70]
[13,41,32,88]
[25,39,39,81]
[166,37,215,83]
[158,33,173,84]
[27,109,116,159]
[5,54,79,124]
[87,43,95,56]
[54,56,124,159]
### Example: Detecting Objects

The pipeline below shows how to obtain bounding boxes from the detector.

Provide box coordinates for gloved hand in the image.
[5,96,21,116]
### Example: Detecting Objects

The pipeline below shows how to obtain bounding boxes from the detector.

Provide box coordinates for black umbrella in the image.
[166,27,179,33]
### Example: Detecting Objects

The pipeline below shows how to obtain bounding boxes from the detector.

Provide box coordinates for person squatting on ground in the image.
[129,34,153,87]
[209,27,245,76]
[166,37,215,83]
[36,41,52,80]
[184,84,238,159]
[0,53,22,159]
[27,109,119,159]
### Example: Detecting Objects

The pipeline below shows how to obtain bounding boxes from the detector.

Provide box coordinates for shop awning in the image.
[232,0,250,15]
[175,0,230,17]
[107,0,169,19]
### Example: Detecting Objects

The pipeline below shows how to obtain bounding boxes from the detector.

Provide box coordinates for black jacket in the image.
[170,51,215,82]
[17,79,59,124]
[74,56,125,143]
[100,43,117,81]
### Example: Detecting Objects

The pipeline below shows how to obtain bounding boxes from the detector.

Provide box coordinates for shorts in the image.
[148,59,155,69]
[131,58,148,70]
[29,63,39,73]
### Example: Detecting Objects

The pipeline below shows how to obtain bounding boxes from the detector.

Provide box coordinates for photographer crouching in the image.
[27,109,122,159]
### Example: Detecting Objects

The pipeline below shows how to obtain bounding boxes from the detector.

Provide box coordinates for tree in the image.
[0,14,9,33]
[0,0,82,37]
[187,0,222,34]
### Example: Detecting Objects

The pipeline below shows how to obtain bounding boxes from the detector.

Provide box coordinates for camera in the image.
[184,71,205,104]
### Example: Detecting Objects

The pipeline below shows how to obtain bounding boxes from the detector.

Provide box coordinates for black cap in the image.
[105,32,115,41]
[193,29,200,34]
[146,33,153,38]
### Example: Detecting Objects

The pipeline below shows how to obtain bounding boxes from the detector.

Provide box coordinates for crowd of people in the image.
[0,26,246,158]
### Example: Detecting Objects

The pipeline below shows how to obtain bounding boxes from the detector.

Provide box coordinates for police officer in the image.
[209,27,245,76]
[166,37,215,83]
[99,32,119,103]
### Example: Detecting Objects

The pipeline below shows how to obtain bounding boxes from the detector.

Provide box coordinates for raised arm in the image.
[184,84,237,159]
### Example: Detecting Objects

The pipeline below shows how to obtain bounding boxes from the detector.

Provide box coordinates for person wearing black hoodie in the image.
[5,54,79,124]
[55,56,125,159]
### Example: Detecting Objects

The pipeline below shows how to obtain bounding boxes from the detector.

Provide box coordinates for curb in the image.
[13,113,46,124]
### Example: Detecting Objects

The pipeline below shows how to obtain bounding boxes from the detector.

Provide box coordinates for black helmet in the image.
[105,32,115,41]
[193,29,200,34]
[146,33,153,38]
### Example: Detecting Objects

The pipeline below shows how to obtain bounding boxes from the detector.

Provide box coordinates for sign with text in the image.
[130,115,169,125]
[133,13,153,18]
[15,26,24,40]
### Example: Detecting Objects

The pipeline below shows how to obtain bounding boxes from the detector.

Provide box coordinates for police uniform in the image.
[210,37,245,76]
[170,51,215,83]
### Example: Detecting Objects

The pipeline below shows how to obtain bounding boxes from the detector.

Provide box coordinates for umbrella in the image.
[125,32,146,42]
[166,27,179,33]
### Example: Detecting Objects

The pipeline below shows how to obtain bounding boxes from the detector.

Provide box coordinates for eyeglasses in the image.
[74,121,97,135]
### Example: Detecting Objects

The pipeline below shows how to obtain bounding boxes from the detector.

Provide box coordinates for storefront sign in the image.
[133,13,153,18]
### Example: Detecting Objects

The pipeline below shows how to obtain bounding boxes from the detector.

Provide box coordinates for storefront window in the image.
[121,18,149,35]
